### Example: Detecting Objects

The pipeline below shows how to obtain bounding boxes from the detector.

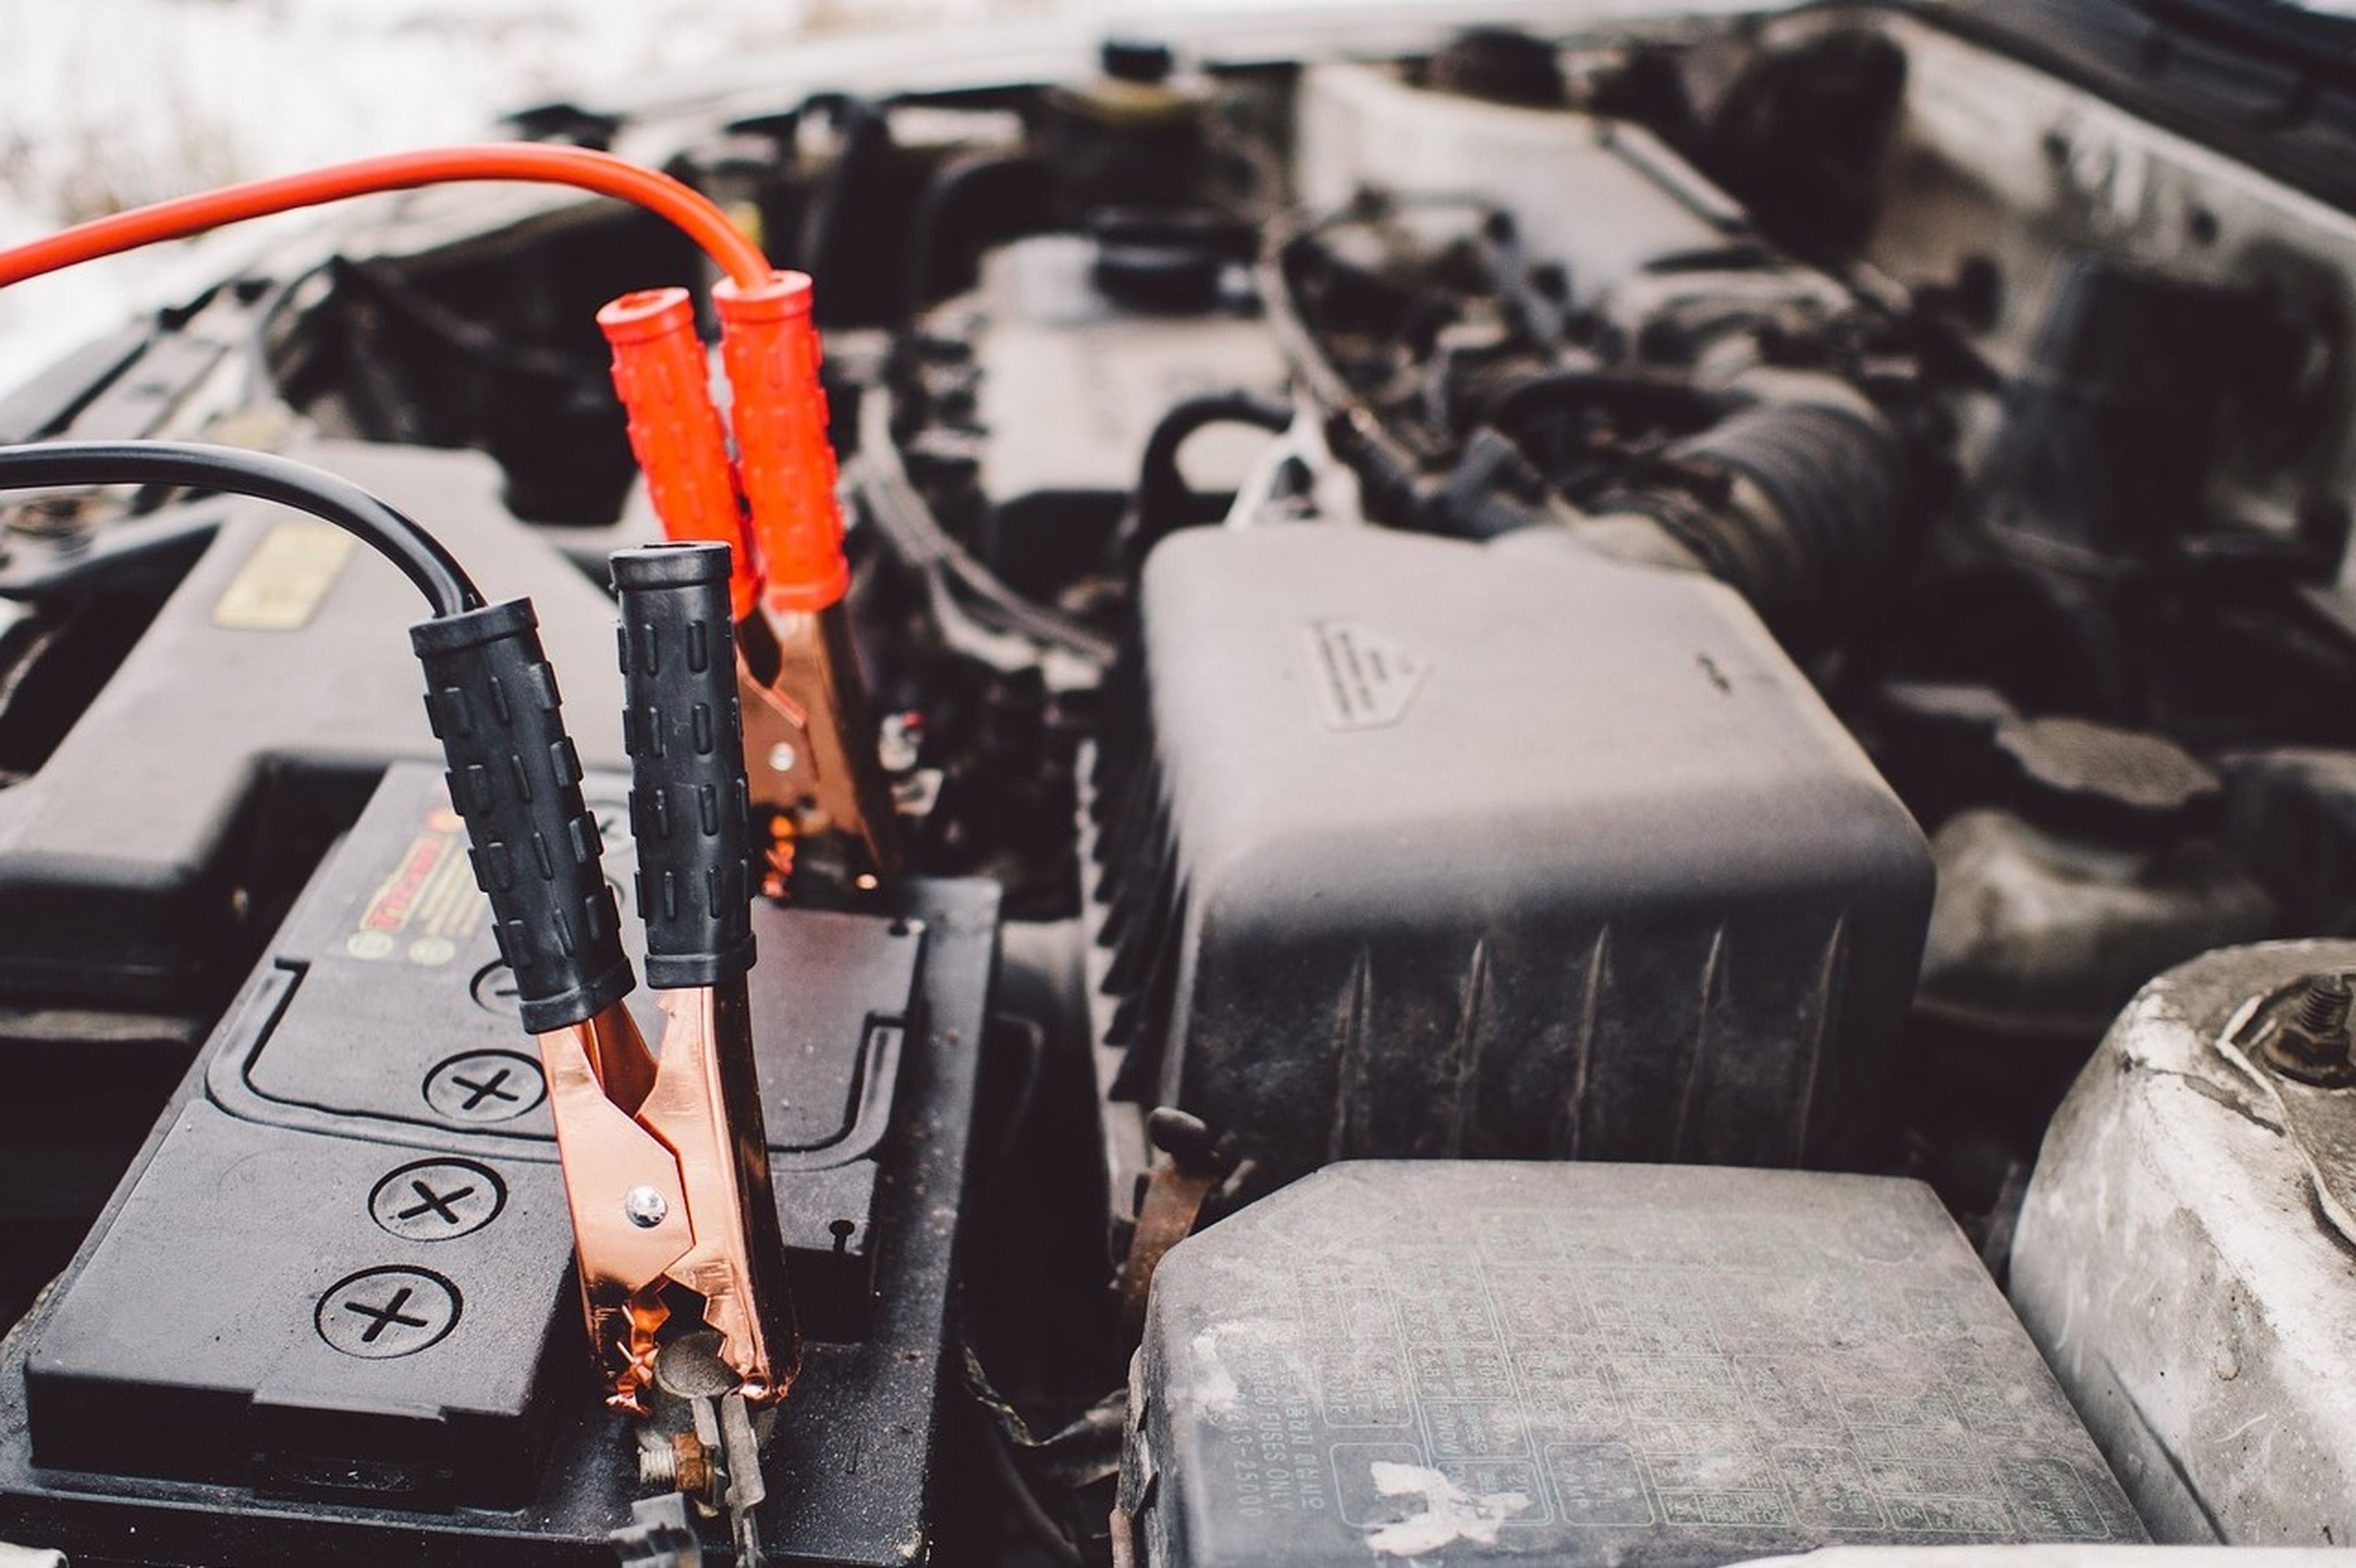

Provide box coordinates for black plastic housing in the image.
[611,543,756,990]
[0,439,629,1013]
[1088,527,1933,1187]
[1123,1162,2143,1568]
[412,599,631,1033]
[0,438,633,1382]
[0,763,999,1566]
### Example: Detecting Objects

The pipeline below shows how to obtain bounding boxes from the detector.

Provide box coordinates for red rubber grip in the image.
[714,271,850,613]
[598,288,758,621]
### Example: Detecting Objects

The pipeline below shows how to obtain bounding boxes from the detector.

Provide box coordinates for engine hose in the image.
[1482,371,1733,436]
[1590,400,1908,632]
[1261,209,1911,630]
[1123,391,1295,563]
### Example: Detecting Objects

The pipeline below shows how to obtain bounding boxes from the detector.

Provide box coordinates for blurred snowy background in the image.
[0,0,1091,386]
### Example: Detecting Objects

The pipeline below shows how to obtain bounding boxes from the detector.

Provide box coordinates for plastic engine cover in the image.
[1088,527,1932,1186]
[1120,1161,2143,1568]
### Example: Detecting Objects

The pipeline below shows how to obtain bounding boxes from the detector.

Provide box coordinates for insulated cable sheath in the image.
[0,144,771,291]
[0,440,483,615]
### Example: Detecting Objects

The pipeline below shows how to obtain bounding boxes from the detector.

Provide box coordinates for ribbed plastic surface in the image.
[409,598,631,1031]
[714,270,850,612]
[1089,527,1931,1185]
[598,288,756,620]
[612,544,756,989]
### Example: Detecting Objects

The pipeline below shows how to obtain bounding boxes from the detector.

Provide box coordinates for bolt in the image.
[2265,972,2356,1086]
[624,1186,670,1229]
[2300,974,2351,1034]
[1147,1107,1228,1176]
[639,1433,715,1500]
[766,741,798,775]
[877,712,923,775]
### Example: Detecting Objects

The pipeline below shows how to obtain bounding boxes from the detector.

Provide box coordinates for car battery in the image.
[1121,1161,2143,1568]
[0,762,1000,1566]
[0,439,637,1324]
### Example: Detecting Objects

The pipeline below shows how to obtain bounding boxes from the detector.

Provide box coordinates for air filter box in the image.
[1120,1162,2142,1568]
[1088,527,1931,1185]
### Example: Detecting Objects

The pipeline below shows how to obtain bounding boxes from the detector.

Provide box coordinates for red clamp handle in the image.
[598,288,758,621]
[714,271,850,614]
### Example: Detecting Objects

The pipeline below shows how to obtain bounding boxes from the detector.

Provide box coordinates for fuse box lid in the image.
[1124,1161,2142,1568]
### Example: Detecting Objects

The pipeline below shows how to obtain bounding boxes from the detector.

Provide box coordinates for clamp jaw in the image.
[410,542,797,1414]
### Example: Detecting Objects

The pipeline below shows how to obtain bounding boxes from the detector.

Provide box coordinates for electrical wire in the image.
[0,442,482,616]
[0,144,771,293]
[853,386,1120,665]
[1122,390,1294,564]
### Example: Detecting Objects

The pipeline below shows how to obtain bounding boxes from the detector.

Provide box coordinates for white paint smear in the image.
[1363,1461,1531,1557]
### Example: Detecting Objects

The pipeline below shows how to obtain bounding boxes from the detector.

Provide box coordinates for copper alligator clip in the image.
[599,277,901,888]
[410,558,795,1415]
[536,541,799,1413]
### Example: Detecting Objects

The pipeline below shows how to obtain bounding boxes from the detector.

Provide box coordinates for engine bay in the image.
[5,2,2356,1561]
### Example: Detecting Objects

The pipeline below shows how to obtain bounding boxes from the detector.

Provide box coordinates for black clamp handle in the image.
[411,599,633,1033]
[613,543,758,990]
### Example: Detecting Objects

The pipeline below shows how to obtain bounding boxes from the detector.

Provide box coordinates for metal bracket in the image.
[2219,982,2356,1249]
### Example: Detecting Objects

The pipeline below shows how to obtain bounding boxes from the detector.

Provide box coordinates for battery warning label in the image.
[345,805,487,966]
[212,520,358,631]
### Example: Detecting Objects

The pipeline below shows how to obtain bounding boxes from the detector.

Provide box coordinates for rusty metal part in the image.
[2260,970,2356,1087]
[1113,1110,1228,1339]
[2220,977,2356,1243]
[645,1332,772,1565]
[639,1431,718,1502]
[739,601,903,880]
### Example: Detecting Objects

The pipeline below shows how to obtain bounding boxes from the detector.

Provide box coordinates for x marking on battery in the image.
[396,1180,477,1226]
[344,1286,429,1345]
[450,1068,519,1110]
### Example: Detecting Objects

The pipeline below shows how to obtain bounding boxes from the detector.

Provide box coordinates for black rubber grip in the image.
[612,543,757,989]
[410,598,633,1032]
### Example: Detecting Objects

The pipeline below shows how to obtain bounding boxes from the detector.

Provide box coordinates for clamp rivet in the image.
[624,1186,670,1228]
